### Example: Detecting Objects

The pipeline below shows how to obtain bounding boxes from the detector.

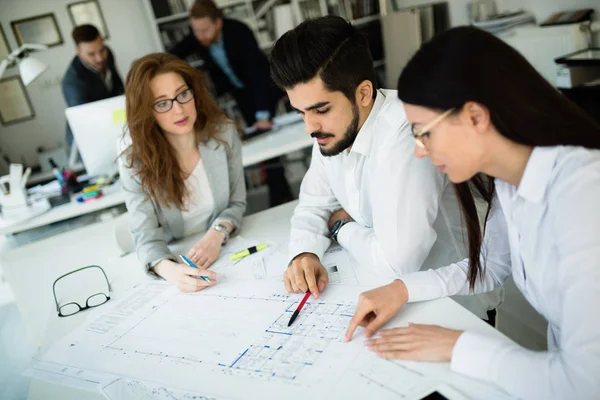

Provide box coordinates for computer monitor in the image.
[65,95,126,177]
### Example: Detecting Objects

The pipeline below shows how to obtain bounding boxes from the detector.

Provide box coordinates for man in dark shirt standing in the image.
[62,24,124,147]
[171,0,292,206]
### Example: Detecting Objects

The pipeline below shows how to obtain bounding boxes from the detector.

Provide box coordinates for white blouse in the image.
[401,146,600,399]
[181,160,215,237]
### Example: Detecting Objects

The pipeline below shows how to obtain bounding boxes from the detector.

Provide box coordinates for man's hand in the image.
[328,208,352,230]
[252,119,273,131]
[284,253,329,298]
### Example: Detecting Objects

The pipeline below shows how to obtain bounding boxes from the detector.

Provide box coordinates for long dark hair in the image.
[397,26,600,289]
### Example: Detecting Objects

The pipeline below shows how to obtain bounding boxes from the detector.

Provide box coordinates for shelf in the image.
[350,14,380,26]
[156,12,189,24]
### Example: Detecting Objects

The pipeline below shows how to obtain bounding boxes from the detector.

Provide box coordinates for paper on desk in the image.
[25,360,118,392]
[37,280,512,400]
[209,236,281,281]
[0,198,50,228]
[27,180,62,197]
[102,378,226,400]
[321,245,359,285]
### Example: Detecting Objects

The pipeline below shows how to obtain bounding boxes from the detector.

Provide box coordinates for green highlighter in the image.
[229,243,268,261]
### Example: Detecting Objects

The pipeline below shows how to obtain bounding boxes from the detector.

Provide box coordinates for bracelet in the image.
[211,223,230,245]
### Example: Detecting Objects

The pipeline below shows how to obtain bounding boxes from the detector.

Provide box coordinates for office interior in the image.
[0,0,599,399]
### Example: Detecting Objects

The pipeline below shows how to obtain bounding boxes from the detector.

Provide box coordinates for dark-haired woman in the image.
[345,27,600,399]
[120,53,246,292]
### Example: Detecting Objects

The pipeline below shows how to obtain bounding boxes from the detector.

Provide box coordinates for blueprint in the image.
[103,378,225,400]
[37,280,513,400]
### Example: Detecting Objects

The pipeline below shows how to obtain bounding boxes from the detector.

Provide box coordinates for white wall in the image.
[0,0,158,174]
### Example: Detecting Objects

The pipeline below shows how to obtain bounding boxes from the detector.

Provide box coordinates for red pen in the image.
[288,290,311,327]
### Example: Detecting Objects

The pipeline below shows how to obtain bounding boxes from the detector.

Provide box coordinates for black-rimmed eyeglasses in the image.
[53,265,112,317]
[152,88,194,113]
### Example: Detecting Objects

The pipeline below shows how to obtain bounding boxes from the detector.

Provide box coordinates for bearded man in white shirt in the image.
[269,16,503,323]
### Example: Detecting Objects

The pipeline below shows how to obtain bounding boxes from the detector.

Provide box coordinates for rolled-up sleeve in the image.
[288,143,340,262]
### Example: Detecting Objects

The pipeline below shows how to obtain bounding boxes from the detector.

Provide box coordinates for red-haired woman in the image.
[120,53,246,292]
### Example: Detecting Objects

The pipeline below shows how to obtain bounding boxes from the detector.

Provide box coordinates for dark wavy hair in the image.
[270,15,377,101]
[397,26,600,289]
[122,53,230,210]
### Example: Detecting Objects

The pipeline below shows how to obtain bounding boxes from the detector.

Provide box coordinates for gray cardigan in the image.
[120,124,247,271]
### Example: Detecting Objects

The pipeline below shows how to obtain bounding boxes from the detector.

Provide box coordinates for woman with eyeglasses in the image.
[120,53,246,292]
[345,27,600,399]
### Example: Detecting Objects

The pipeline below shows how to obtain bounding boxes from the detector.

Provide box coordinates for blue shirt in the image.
[209,37,270,122]
[209,37,244,89]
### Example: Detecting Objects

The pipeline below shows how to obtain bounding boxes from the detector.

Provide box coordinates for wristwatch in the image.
[211,223,230,245]
[329,218,354,242]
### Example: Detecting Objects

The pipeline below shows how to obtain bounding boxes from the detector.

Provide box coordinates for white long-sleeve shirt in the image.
[289,89,502,317]
[401,146,600,399]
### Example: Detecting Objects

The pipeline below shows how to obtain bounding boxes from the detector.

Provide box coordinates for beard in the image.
[311,104,360,157]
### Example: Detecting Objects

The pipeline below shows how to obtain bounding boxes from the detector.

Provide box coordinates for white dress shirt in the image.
[181,159,215,237]
[401,146,600,399]
[289,89,502,317]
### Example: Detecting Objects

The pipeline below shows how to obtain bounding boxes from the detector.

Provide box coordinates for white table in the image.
[2,202,299,348]
[0,201,511,399]
[241,121,312,167]
[0,123,311,238]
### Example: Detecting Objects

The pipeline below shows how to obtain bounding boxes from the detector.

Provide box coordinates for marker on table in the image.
[179,254,212,283]
[229,243,268,261]
[48,158,65,185]
[288,290,311,327]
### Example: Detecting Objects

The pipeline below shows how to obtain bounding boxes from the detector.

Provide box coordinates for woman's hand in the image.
[186,228,225,268]
[152,259,217,293]
[345,280,409,341]
[365,323,463,362]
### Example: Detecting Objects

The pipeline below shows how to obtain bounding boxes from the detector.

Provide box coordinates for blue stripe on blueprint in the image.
[230,348,249,368]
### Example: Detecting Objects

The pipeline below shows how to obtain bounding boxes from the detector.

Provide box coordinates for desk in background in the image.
[0,183,127,237]
[0,122,312,242]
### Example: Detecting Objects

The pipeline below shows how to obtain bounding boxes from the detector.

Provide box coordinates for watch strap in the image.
[330,218,353,242]
[211,223,230,245]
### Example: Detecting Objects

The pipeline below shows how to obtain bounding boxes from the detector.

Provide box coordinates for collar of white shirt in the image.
[349,89,387,157]
[513,146,559,203]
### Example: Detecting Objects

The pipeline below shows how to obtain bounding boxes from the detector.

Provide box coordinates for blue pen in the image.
[179,254,212,283]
